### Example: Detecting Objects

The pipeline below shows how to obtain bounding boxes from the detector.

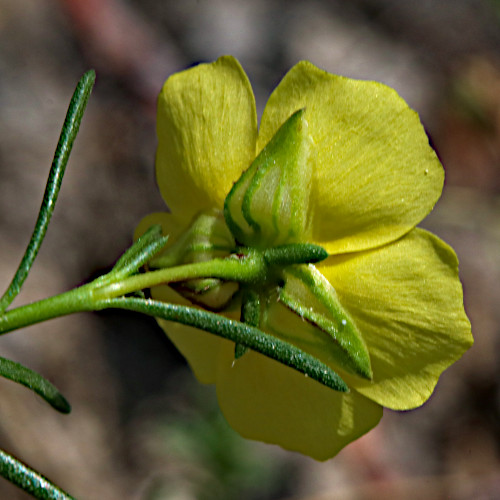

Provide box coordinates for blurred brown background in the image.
[0,0,499,498]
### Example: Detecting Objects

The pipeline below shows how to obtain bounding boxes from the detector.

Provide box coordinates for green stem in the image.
[0,283,348,392]
[0,238,329,333]
[0,244,319,335]
[240,288,261,327]
[100,243,327,302]
[0,285,94,335]
[0,253,264,335]
[92,252,268,301]
[0,254,260,335]
[0,253,348,392]
[0,70,95,313]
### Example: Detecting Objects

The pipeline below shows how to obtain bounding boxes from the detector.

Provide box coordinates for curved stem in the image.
[92,252,267,301]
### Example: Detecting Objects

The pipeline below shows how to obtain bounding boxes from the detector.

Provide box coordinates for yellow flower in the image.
[137,56,472,460]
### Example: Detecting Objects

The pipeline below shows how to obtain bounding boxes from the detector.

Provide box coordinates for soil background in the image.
[1,1,499,498]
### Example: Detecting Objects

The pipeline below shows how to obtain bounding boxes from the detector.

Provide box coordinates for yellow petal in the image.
[134,211,195,270]
[320,228,473,410]
[136,212,238,383]
[134,211,185,242]
[263,265,372,380]
[215,343,382,460]
[258,61,444,254]
[156,56,257,225]
[153,284,234,384]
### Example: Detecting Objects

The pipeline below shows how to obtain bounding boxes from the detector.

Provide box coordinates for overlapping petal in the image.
[319,228,472,409]
[156,56,257,226]
[140,57,472,460]
[135,213,238,384]
[215,342,383,461]
[135,211,186,245]
[152,285,238,384]
[258,61,444,255]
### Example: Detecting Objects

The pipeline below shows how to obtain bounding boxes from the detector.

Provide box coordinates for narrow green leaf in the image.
[0,448,75,499]
[0,70,96,312]
[0,357,70,413]
[97,296,349,392]
[102,224,169,283]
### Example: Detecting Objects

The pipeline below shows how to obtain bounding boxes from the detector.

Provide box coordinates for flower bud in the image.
[224,109,313,248]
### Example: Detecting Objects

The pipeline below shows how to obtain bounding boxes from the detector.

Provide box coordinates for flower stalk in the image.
[0,228,348,394]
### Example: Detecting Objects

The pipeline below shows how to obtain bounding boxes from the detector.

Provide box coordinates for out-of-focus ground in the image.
[0,0,499,498]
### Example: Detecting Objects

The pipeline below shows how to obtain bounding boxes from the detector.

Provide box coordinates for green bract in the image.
[137,56,473,460]
[224,109,313,248]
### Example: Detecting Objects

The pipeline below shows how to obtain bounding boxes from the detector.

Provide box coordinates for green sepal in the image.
[151,209,236,269]
[224,109,313,248]
[264,264,372,380]
[144,211,239,310]
[0,356,71,413]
